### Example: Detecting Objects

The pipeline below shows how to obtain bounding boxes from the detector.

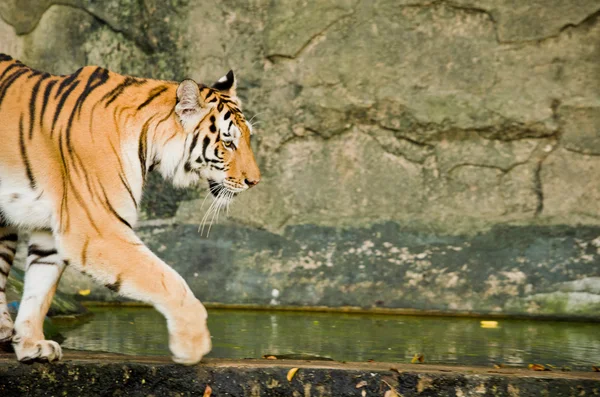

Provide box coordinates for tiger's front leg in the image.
[12,230,66,362]
[58,227,211,365]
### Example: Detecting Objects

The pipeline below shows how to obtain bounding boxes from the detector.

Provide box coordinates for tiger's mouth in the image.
[208,179,239,198]
[208,179,225,197]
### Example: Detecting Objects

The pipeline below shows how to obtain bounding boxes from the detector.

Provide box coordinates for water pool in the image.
[52,307,600,369]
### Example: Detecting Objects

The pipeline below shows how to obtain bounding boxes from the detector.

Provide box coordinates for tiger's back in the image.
[0,55,176,230]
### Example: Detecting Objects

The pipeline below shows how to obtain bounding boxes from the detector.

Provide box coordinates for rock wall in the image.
[1,1,599,317]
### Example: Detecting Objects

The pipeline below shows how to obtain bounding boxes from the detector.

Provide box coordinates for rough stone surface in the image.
[1,1,599,316]
[0,351,599,397]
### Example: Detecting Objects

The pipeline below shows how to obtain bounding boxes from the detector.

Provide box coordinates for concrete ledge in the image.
[1,351,599,396]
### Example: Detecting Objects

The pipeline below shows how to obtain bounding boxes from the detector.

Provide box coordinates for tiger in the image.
[0,53,260,364]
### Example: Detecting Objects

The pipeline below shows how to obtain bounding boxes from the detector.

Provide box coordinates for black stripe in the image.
[0,252,12,265]
[27,70,42,78]
[0,234,18,242]
[29,74,49,139]
[40,79,57,128]
[102,76,146,107]
[148,161,159,172]
[81,238,89,266]
[0,68,29,108]
[119,173,138,208]
[30,260,58,266]
[105,275,122,293]
[0,54,13,62]
[19,115,36,189]
[51,80,80,135]
[0,62,23,81]
[201,136,211,162]
[137,86,168,110]
[55,67,83,99]
[57,131,101,235]
[189,131,200,156]
[28,245,57,257]
[107,201,132,228]
[214,147,223,160]
[138,118,153,180]
[73,67,109,118]
[100,186,132,229]
[3,245,16,255]
[66,67,109,155]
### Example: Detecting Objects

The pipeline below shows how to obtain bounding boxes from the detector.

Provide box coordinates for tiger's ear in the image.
[212,70,236,96]
[176,79,206,129]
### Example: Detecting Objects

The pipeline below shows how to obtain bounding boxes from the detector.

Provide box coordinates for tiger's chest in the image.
[0,179,53,229]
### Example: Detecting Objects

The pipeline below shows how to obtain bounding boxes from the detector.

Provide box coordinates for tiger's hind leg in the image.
[12,230,65,362]
[0,222,18,343]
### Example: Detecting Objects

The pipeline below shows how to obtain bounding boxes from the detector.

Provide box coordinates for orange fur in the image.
[0,54,260,364]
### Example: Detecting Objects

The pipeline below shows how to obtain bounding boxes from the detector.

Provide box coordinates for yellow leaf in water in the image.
[411,354,424,364]
[287,368,299,382]
[528,364,548,371]
[78,289,91,296]
[263,355,277,360]
[480,321,499,329]
[203,384,212,397]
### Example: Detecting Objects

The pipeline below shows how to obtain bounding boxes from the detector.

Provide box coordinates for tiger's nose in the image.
[245,178,260,188]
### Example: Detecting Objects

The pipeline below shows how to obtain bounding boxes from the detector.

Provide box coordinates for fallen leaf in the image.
[593,366,599,372]
[528,364,548,371]
[203,385,212,397]
[78,289,91,296]
[384,390,399,397]
[263,355,277,360]
[389,367,401,374]
[367,359,374,362]
[480,320,499,329]
[411,354,425,364]
[287,368,299,382]
[355,380,367,388]
[493,364,505,369]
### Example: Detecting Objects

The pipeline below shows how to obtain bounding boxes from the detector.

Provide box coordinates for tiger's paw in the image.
[13,338,63,363]
[0,309,13,343]
[169,323,212,365]
[168,301,212,365]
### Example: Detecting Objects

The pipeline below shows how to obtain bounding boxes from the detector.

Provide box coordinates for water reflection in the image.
[53,307,600,368]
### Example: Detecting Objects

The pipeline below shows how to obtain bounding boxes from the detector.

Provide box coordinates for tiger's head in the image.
[172,71,260,199]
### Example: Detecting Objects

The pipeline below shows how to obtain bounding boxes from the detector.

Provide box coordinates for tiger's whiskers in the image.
[199,186,234,237]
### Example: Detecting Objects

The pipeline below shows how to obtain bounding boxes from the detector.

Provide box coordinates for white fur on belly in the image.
[0,181,53,229]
